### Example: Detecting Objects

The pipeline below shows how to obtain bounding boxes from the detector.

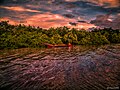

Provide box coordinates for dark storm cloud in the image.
[69,22,77,26]
[0,0,30,4]
[63,14,75,18]
[0,0,4,4]
[90,14,120,29]
[65,0,120,14]
[78,20,87,23]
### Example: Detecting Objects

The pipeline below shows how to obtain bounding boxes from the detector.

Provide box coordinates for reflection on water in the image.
[0,45,120,90]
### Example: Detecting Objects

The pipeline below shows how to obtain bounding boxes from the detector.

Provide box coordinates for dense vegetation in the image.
[0,21,120,49]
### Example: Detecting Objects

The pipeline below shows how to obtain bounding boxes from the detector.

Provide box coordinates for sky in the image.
[0,0,120,29]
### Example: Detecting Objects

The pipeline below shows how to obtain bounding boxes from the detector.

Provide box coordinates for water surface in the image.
[0,45,120,90]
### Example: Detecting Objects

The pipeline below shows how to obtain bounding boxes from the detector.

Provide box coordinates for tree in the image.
[111,33,120,43]
[63,31,78,44]
[79,35,92,45]
[90,32,110,45]
[50,34,63,44]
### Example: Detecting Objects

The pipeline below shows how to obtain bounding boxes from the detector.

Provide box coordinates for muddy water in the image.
[0,45,120,90]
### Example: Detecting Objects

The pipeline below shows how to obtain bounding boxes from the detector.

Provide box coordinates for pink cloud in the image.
[0,12,95,30]
[0,17,19,25]
[24,13,95,29]
[0,6,40,12]
[90,0,120,7]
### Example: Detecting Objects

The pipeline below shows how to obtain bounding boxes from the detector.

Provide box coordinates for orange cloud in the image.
[64,0,120,7]
[65,0,78,2]
[23,13,73,28]
[0,6,40,12]
[0,17,19,25]
[24,13,95,29]
[91,0,120,7]
[0,12,95,30]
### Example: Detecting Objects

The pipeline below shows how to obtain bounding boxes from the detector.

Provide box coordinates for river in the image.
[0,45,120,90]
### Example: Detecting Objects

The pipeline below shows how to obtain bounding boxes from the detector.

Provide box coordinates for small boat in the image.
[43,43,72,48]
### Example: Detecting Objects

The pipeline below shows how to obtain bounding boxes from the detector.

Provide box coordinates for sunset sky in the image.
[0,0,120,29]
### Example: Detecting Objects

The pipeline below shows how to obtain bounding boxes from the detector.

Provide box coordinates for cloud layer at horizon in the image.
[0,0,120,29]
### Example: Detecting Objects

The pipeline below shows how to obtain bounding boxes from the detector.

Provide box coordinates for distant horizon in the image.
[1,20,120,31]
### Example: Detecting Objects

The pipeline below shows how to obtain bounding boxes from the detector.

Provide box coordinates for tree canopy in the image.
[0,21,120,49]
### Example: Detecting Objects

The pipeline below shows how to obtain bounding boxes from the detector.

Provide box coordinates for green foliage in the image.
[50,34,63,44]
[63,31,78,44]
[0,33,16,49]
[110,33,120,43]
[90,32,110,45]
[0,21,120,49]
[79,35,92,45]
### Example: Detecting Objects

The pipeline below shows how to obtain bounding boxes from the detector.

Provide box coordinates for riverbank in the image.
[0,44,119,58]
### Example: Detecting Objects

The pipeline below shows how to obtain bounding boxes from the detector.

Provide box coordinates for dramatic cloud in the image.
[64,0,120,7]
[0,6,40,12]
[63,14,75,18]
[90,0,120,7]
[0,0,120,29]
[90,14,120,29]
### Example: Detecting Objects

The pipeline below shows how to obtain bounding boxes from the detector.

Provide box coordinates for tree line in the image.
[0,21,120,49]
